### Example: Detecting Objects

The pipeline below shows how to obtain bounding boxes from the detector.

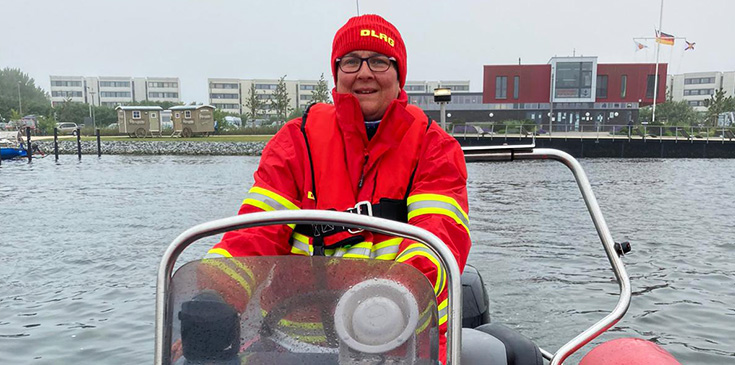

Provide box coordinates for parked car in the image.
[56,122,79,135]
[106,122,119,130]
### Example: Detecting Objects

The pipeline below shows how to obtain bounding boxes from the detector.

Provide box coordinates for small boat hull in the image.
[1,147,28,160]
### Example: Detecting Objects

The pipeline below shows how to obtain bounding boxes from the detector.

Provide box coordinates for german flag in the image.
[656,31,675,46]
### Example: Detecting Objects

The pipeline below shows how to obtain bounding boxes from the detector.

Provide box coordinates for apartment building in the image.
[404,80,471,94]
[49,76,86,105]
[667,71,735,111]
[208,78,321,116]
[49,76,181,107]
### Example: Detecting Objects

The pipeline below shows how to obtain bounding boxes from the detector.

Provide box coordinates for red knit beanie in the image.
[331,14,407,88]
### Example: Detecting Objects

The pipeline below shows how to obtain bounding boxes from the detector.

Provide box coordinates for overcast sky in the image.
[2,0,733,103]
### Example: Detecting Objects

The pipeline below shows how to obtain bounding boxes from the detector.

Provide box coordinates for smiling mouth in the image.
[354,89,377,95]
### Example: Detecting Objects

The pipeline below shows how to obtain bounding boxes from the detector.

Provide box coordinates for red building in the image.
[481,57,667,130]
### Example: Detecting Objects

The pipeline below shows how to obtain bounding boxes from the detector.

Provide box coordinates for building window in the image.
[210,93,239,99]
[620,75,627,99]
[554,61,594,99]
[513,76,520,99]
[185,110,192,119]
[684,77,715,85]
[255,84,278,90]
[99,81,131,88]
[646,75,656,99]
[495,76,507,99]
[151,112,157,118]
[683,88,715,96]
[148,82,178,88]
[405,85,425,92]
[51,91,83,98]
[211,83,238,89]
[300,95,313,100]
[596,75,608,99]
[213,103,239,110]
[100,91,132,98]
[51,80,82,87]
[132,111,141,119]
[299,85,316,90]
[175,113,180,118]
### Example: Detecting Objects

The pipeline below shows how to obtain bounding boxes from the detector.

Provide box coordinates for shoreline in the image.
[33,140,266,156]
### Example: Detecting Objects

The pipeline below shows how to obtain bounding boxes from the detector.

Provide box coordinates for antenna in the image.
[356,0,360,15]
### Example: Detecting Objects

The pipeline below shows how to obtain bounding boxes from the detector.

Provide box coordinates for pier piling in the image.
[26,127,32,163]
[96,129,101,157]
[54,128,59,161]
[76,127,82,160]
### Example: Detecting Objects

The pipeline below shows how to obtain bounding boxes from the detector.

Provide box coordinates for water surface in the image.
[0,155,733,363]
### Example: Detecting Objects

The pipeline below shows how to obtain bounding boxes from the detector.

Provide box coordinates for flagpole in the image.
[652,0,664,124]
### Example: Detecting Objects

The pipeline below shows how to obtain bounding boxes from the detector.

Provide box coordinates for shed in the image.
[115,106,164,138]
[169,105,216,137]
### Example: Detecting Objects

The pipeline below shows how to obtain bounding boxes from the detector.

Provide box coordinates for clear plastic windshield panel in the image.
[169,256,439,364]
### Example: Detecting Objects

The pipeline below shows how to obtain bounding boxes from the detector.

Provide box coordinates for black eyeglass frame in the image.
[335,56,398,74]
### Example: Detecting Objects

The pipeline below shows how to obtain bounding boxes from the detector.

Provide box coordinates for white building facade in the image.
[404,80,471,94]
[667,71,735,111]
[50,76,181,107]
[208,78,322,117]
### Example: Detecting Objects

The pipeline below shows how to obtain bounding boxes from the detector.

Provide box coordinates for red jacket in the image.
[208,89,470,362]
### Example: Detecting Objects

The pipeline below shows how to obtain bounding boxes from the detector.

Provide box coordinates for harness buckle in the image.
[347,201,372,234]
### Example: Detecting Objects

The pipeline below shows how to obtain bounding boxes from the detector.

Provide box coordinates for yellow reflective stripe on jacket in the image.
[201,258,253,298]
[342,241,372,259]
[371,237,402,260]
[415,302,435,334]
[407,193,470,234]
[437,298,448,326]
[205,247,233,259]
[260,309,327,344]
[396,243,447,296]
[291,232,312,256]
[242,186,300,212]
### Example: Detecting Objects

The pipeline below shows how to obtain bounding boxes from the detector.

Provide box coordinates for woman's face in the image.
[336,50,400,121]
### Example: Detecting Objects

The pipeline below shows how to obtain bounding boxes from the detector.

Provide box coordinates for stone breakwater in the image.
[34,140,267,156]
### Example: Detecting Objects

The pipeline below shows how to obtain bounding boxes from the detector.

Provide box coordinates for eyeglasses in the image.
[336,55,396,73]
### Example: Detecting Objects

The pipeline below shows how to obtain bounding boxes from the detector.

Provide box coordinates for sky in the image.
[2,0,734,104]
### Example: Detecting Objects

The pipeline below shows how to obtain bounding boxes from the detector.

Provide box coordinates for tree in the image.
[312,73,331,104]
[704,88,735,126]
[244,83,264,120]
[270,75,292,122]
[92,105,118,126]
[640,100,700,126]
[54,99,90,124]
[287,108,303,120]
[0,67,52,120]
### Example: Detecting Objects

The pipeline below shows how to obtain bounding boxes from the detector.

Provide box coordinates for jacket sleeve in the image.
[395,129,470,350]
[207,122,305,259]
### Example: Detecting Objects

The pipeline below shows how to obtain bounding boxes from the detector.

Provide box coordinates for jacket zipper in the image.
[358,153,368,188]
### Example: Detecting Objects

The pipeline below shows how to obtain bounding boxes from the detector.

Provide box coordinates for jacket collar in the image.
[331,89,415,171]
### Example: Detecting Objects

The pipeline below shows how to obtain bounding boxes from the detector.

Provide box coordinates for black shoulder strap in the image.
[403,113,433,200]
[301,102,318,203]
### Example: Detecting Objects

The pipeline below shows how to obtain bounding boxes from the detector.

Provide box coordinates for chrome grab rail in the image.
[463,145,632,365]
[154,210,462,365]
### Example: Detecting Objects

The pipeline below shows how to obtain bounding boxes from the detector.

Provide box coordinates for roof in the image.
[169,105,215,111]
[115,106,163,111]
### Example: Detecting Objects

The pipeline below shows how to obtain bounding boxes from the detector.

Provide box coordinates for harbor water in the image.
[0,155,733,363]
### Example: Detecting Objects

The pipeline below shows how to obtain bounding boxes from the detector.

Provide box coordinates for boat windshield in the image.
[168,256,438,364]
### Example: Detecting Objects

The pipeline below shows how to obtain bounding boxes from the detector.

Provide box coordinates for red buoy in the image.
[580,338,680,365]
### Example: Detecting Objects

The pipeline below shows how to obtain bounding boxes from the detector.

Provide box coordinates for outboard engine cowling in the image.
[461,264,490,328]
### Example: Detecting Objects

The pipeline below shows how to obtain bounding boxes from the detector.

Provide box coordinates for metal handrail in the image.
[154,210,462,365]
[462,145,632,364]
[450,122,735,142]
